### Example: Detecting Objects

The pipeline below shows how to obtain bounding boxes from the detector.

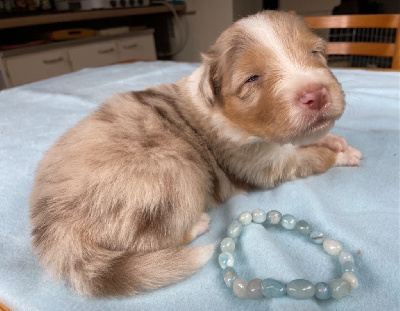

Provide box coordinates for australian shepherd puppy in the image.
[30,11,362,296]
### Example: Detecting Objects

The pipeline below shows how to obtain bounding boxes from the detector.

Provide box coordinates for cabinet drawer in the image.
[69,42,118,71]
[5,49,71,86]
[117,35,157,62]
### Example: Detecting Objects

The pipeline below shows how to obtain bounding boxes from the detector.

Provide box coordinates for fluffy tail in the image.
[36,237,215,296]
[86,245,216,296]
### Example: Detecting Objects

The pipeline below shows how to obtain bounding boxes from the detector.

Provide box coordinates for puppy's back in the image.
[30,87,216,296]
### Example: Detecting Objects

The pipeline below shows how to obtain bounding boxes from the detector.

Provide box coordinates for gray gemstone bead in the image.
[261,278,287,298]
[223,267,238,288]
[266,210,282,224]
[238,211,252,225]
[287,279,316,299]
[295,220,311,235]
[329,278,351,299]
[227,220,243,239]
[342,272,359,290]
[218,252,234,269]
[315,282,332,299]
[247,278,263,299]
[323,238,343,255]
[310,230,325,244]
[342,261,355,273]
[233,278,248,298]
[339,250,354,265]
[252,209,267,223]
[220,237,235,253]
[281,214,297,229]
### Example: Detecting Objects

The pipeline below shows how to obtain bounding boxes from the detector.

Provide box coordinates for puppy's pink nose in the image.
[297,85,329,110]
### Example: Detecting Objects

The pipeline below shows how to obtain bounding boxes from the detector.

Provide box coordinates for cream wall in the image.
[173,0,262,62]
[173,0,234,62]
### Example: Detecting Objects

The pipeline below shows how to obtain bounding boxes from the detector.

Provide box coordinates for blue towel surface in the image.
[0,62,399,311]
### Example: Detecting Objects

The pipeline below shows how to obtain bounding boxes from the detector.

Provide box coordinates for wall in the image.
[233,0,263,21]
[173,0,262,62]
[280,0,341,16]
[173,0,233,62]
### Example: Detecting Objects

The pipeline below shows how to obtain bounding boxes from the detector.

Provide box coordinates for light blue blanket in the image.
[0,62,399,311]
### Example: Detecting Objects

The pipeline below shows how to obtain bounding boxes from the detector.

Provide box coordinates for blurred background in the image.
[0,0,399,88]
[174,0,399,61]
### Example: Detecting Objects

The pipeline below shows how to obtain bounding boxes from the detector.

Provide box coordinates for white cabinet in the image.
[0,30,156,87]
[117,35,156,62]
[69,41,118,71]
[6,49,71,87]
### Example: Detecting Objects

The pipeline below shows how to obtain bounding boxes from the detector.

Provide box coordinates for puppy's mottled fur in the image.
[31,11,362,296]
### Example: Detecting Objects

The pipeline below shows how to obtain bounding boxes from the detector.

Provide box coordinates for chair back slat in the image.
[303,14,400,69]
[305,14,400,29]
[327,42,396,57]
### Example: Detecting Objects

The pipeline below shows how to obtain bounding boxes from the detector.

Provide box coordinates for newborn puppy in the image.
[31,11,362,296]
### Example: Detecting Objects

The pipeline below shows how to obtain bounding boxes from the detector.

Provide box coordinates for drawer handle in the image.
[42,57,64,64]
[98,48,115,54]
[123,43,138,49]
[68,30,83,35]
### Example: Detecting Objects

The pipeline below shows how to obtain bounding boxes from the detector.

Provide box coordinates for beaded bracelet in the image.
[218,209,358,300]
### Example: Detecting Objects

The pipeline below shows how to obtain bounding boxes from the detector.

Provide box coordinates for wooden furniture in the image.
[1,29,157,87]
[0,5,185,30]
[303,14,400,69]
[0,4,185,88]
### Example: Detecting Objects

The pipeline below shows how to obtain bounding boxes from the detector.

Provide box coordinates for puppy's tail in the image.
[36,237,215,296]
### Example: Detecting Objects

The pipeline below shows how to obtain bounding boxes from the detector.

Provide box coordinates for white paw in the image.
[335,146,363,166]
[316,133,348,152]
[190,213,211,238]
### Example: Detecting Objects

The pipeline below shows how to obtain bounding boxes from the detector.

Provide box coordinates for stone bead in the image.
[315,282,332,299]
[339,249,354,265]
[342,272,359,290]
[266,210,282,224]
[342,261,356,273]
[252,209,267,223]
[286,279,316,299]
[227,220,243,239]
[310,230,325,244]
[220,237,235,253]
[233,278,248,299]
[261,278,287,298]
[218,252,234,269]
[281,214,297,230]
[323,238,343,255]
[247,278,263,299]
[238,211,252,225]
[328,278,351,299]
[223,267,238,288]
[295,220,312,236]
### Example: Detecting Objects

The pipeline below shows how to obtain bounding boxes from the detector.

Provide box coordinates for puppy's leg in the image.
[309,133,348,152]
[257,145,362,188]
[302,132,362,167]
[335,146,363,166]
[292,145,362,180]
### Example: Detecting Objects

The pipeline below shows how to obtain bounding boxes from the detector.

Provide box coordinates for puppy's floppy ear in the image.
[198,25,244,106]
[199,50,222,106]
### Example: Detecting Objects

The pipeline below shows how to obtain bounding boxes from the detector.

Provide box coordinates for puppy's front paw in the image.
[315,133,348,152]
[335,146,363,166]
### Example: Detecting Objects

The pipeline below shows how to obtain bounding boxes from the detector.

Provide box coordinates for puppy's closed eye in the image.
[311,45,327,58]
[246,75,260,83]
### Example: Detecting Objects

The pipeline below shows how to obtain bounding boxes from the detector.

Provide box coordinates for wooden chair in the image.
[302,14,400,69]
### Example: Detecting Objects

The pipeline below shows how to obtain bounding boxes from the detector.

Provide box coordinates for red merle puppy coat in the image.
[30,11,362,296]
